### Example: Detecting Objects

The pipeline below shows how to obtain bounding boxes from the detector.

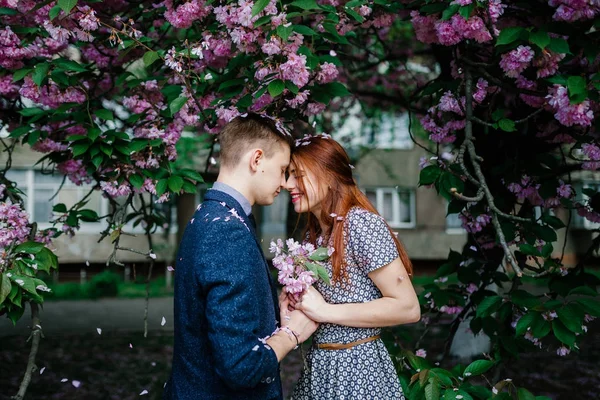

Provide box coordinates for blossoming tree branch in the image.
[0,0,599,398]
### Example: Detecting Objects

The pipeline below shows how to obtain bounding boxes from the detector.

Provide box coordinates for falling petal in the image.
[61,378,68,383]
[190,218,195,224]
[151,362,156,367]
[40,367,46,375]
[140,389,149,395]
[72,380,81,388]
[252,345,259,351]
[149,253,157,259]
[97,328,102,335]
[161,317,166,326]
[129,343,133,349]
[167,266,174,272]
[398,275,405,281]
[86,261,90,266]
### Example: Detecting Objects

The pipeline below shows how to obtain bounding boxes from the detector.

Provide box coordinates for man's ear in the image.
[249,148,264,173]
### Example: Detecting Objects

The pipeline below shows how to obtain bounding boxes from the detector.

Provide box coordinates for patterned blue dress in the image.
[291,207,406,400]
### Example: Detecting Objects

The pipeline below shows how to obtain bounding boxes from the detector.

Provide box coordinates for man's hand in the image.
[285,309,318,343]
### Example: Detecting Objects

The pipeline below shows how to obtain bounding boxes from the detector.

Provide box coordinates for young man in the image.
[163,113,317,400]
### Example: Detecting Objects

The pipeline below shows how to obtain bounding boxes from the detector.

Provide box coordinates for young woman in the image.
[285,135,420,399]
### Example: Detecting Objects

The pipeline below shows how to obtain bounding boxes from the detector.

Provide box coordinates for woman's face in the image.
[285,161,328,216]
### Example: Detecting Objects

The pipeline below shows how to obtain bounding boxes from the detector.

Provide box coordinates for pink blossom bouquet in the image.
[269,238,331,295]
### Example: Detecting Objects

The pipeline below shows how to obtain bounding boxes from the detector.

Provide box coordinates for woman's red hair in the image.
[292,136,413,282]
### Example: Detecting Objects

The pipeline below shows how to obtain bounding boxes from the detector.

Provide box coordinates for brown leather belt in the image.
[314,335,381,350]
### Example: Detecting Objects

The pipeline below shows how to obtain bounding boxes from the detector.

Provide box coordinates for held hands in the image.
[290,286,329,324]
[278,291,318,343]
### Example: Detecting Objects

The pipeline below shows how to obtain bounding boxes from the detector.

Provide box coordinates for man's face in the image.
[253,143,291,206]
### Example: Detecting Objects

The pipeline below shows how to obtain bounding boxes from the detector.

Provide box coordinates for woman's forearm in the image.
[323,297,420,328]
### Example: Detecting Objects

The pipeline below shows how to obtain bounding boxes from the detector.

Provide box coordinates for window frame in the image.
[363,186,416,229]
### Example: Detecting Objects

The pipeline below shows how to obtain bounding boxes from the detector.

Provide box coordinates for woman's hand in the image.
[294,286,330,323]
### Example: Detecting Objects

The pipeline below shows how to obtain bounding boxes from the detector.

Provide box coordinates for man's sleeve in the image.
[198,220,279,390]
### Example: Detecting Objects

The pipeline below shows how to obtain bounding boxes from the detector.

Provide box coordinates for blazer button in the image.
[266,377,272,383]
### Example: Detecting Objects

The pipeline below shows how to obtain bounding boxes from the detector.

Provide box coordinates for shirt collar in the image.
[211,182,253,216]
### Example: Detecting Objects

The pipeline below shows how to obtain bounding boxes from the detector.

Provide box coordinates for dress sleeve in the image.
[346,209,400,274]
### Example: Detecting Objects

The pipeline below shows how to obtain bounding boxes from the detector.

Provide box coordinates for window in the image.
[572,181,600,230]
[446,212,465,234]
[364,187,415,228]
[6,169,107,231]
[333,107,413,150]
[4,169,176,233]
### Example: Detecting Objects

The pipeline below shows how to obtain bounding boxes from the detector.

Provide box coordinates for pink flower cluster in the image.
[499,45,534,78]
[269,238,330,295]
[19,77,86,109]
[0,201,32,249]
[458,210,492,233]
[548,0,600,22]
[581,143,600,170]
[546,85,594,127]
[506,175,543,206]
[57,160,93,186]
[164,0,212,28]
[410,1,506,46]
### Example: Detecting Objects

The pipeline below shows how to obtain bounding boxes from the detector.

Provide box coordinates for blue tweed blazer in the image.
[163,189,282,400]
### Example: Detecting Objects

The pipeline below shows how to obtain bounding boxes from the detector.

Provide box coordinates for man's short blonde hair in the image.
[218,113,295,168]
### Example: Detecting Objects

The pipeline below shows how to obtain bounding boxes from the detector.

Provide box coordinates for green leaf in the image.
[0,7,19,15]
[419,165,441,186]
[53,203,68,213]
[459,4,475,19]
[519,243,540,256]
[540,242,553,258]
[78,209,99,222]
[94,109,114,121]
[463,359,494,377]
[541,214,565,229]
[0,273,12,305]
[316,265,331,285]
[251,0,270,16]
[552,319,575,346]
[168,176,184,192]
[293,25,317,36]
[14,241,46,254]
[143,51,160,67]
[289,0,319,10]
[323,82,350,98]
[170,96,188,116]
[517,388,536,400]
[529,30,550,50]
[8,306,25,325]
[71,142,90,157]
[476,295,503,318]
[268,79,285,97]
[53,58,87,72]
[19,108,45,117]
[156,179,168,196]
[178,169,204,183]
[9,275,39,297]
[498,118,516,132]
[58,0,78,13]
[568,286,597,297]
[253,15,272,27]
[276,24,294,41]
[424,380,441,400]
[129,174,144,189]
[557,304,584,333]
[308,247,330,261]
[441,4,459,21]
[496,27,526,46]
[32,62,50,87]
[49,5,62,20]
[12,68,32,82]
[547,37,570,54]
[515,312,537,336]
[567,76,588,103]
